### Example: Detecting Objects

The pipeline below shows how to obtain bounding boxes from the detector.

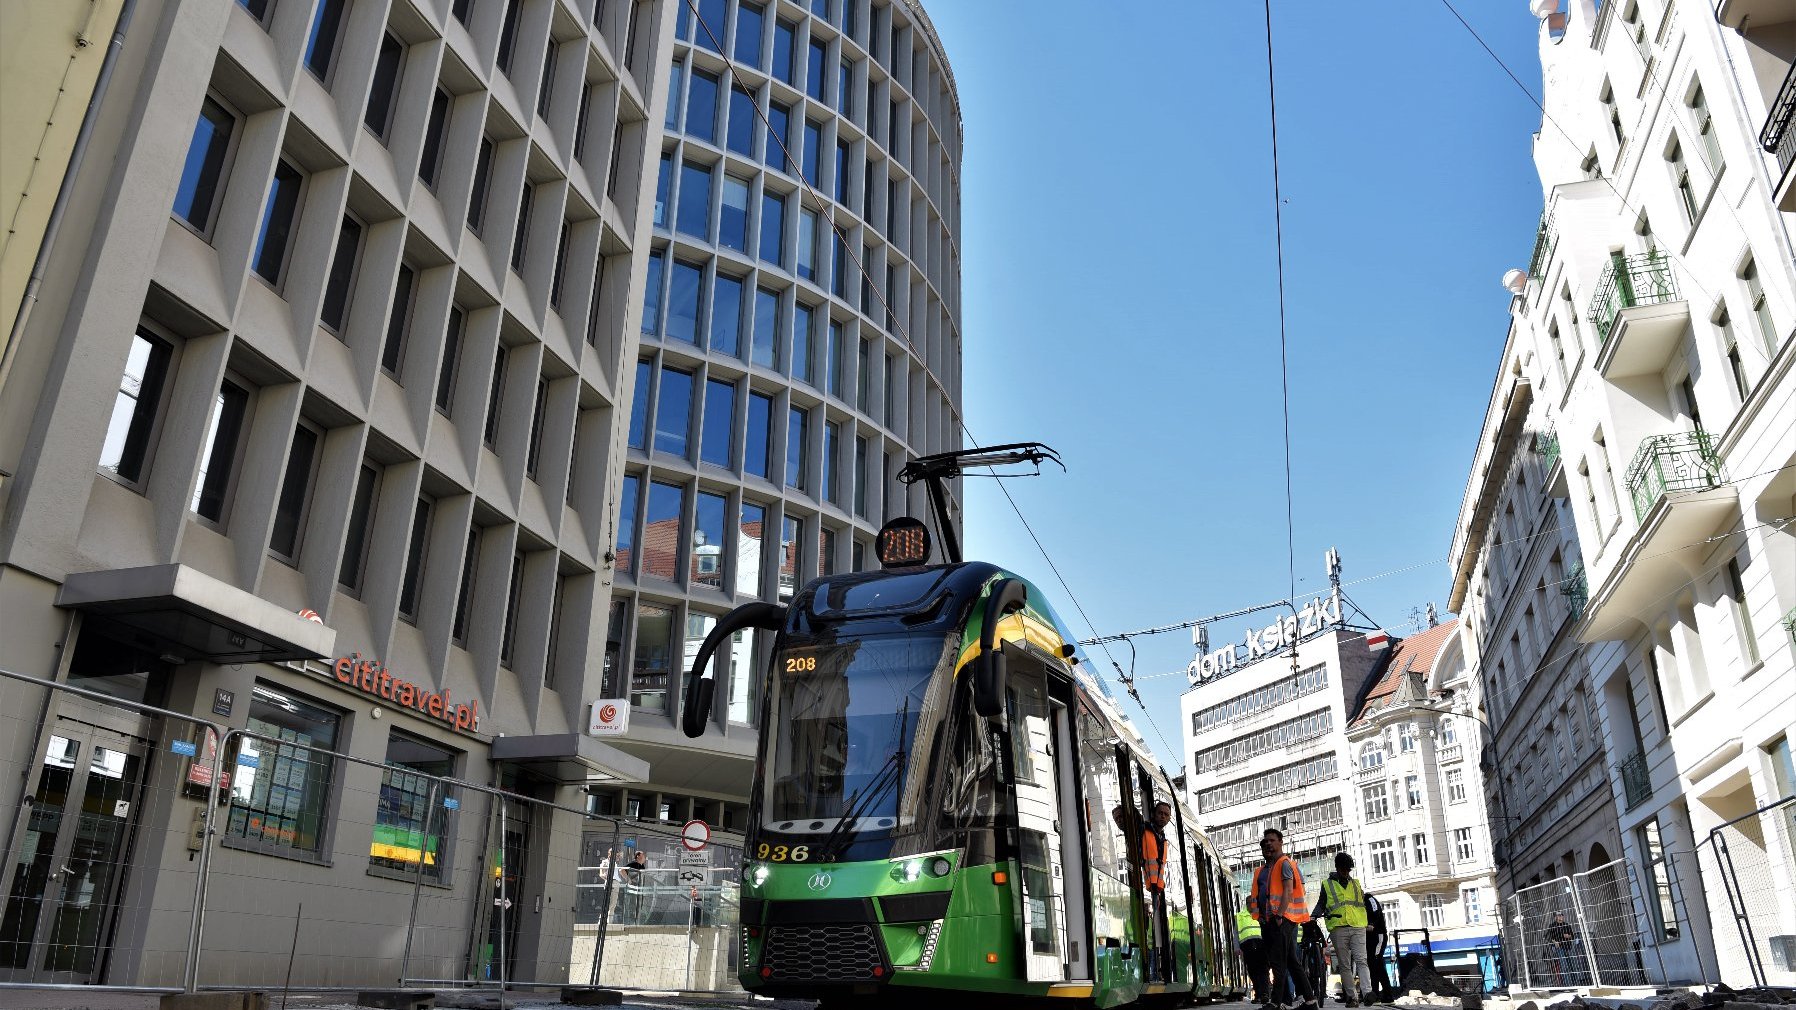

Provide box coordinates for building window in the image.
[786,406,808,489]
[364,33,405,140]
[751,286,779,368]
[853,435,868,517]
[735,2,765,65]
[435,307,464,413]
[1363,782,1389,822]
[1724,556,1759,665]
[500,549,525,667]
[1741,255,1778,353]
[525,376,548,478]
[1668,138,1697,223]
[1399,722,1417,752]
[818,525,836,575]
[727,87,757,158]
[320,215,363,334]
[269,422,321,560]
[797,206,817,280]
[701,378,736,469]
[778,514,799,601]
[252,160,303,284]
[337,462,380,592]
[802,120,821,186]
[773,20,796,85]
[452,523,480,645]
[738,501,767,597]
[1462,886,1482,924]
[1369,839,1395,875]
[1405,774,1422,809]
[654,365,694,457]
[398,496,432,621]
[226,683,340,858]
[550,220,572,309]
[1413,832,1430,865]
[381,264,416,375]
[370,732,457,882]
[615,474,640,574]
[467,136,495,231]
[760,190,785,265]
[825,320,843,398]
[302,0,348,80]
[643,481,684,581]
[793,302,815,383]
[693,491,726,587]
[192,378,249,522]
[1421,892,1446,928]
[495,0,522,76]
[1453,827,1475,861]
[687,70,719,144]
[1638,817,1680,940]
[419,88,452,189]
[720,175,750,251]
[509,184,534,271]
[173,97,235,233]
[668,259,703,343]
[482,344,507,448]
[1688,81,1722,171]
[806,39,825,100]
[766,100,791,173]
[642,251,666,335]
[632,601,673,710]
[712,273,744,356]
[745,391,772,478]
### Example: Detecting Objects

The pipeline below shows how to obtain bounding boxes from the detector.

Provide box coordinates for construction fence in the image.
[1500,858,1664,991]
[0,667,747,995]
[1696,794,1796,990]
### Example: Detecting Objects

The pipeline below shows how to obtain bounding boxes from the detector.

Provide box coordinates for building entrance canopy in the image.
[57,564,334,663]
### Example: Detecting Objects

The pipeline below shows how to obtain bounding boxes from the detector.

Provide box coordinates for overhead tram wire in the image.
[680,2,1184,761]
[1262,0,1300,624]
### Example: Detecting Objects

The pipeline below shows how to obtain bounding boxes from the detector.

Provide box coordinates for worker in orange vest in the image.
[1141,801,1174,981]
[1249,828,1317,1010]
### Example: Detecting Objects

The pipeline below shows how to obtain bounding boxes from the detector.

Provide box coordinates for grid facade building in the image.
[0,0,963,986]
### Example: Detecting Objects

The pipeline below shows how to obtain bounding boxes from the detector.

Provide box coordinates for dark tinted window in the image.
[251,161,303,283]
[701,379,736,468]
[173,98,234,231]
[711,273,744,355]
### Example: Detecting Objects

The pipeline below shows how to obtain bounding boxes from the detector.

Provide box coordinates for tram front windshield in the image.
[758,632,953,860]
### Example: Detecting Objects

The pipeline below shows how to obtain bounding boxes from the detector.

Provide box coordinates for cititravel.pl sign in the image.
[329,653,482,734]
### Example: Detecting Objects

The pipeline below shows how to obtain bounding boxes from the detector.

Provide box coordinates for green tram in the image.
[680,445,1248,1007]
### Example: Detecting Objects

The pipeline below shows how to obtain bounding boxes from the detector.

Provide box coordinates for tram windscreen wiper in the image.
[815,699,908,861]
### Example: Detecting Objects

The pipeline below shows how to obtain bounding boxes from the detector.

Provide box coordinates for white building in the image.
[1448,0,1796,988]
[1344,621,1503,992]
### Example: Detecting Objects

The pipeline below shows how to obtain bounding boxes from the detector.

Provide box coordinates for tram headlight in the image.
[928,857,952,878]
[749,862,770,887]
[892,859,922,882]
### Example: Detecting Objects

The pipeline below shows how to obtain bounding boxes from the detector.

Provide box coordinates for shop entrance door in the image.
[0,720,148,983]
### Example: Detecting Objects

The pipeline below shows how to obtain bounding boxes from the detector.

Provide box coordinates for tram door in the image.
[1007,656,1087,980]
[0,720,148,983]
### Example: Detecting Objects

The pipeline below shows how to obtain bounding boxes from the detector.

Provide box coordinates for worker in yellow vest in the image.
[1249,828,1316,1010]
[1236,907,1270,1005]
[1313,851,1371,1006]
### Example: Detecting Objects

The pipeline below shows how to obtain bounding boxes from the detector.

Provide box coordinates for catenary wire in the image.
[678,2,1184,758]
[1263,0,1300,623]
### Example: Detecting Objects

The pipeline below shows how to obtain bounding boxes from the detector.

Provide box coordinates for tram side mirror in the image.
[973,579,1027,719]
[681,602,787,738]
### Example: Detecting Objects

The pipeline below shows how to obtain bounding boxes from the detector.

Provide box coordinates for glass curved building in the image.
[597,0,965,828]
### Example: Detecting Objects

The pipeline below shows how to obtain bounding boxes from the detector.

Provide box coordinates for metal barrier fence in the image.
[1503,858,1664,991]
[0,667,754,995]
[1697,794,1796,989]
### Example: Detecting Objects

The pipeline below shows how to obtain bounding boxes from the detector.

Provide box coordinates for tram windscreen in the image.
[759,632,954,858]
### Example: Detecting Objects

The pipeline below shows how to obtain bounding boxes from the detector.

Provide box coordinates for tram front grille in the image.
[762,923,887,982]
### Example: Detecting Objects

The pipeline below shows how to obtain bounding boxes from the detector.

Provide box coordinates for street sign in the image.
[681,819,710,851]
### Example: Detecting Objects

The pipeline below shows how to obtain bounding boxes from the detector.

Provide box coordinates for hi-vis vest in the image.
[1319,876,1368,930]
[1236,909,1263,943]
[1143,830,1166,890]
[1250,854,1310,923]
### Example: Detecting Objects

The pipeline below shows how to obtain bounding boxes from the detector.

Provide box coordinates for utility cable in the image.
[679,2,1181,757]
[1262,0,1300,620]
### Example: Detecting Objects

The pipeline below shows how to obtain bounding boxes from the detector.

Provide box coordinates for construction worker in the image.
[1313,852,1371,1007]
[1237,905,1269,1004]
[1366,893,1393,1002]
[1250,828,1317,1010]
[1142,801,1174,982]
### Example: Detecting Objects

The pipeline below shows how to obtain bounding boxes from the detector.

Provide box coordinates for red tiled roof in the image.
[1349,618,1460,727]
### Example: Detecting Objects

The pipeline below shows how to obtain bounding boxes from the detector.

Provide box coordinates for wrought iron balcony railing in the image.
[1563,560,1588,622]
[1589,251,1680,343]
[1783,605,1796,649]
[1624,429,1724,523]
[1620,750,1651,810]
[1528,213,1557,281]
[1532,427,1561,473]
[1761,62,1796,175]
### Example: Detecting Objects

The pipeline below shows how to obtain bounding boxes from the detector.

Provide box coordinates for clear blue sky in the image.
[919,3,1550,768]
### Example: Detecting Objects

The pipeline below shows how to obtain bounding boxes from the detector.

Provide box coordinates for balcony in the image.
[1591,252,1690,378]
[1762,62,1796,213]
[1717,0,1796,31]
[1527,213,1557,294]
[1563,560,1588,622]
[1784,606,1796,650]
[1532,426,1568,497]
[1355,763,1386,781]
[1438,743,1463,765]
[1620,750,1651,811]
[1626,430,1723,522]
[1579,430,1738,643]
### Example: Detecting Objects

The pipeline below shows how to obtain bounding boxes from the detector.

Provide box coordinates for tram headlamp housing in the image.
[928,857,952,878]
[749,862,770,887]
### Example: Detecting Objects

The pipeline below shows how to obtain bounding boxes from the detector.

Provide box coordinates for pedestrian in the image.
[1366,893,1393,1002]
[620,849,648,923]
[689,884,704,927]
[1251,827,1318,1010]
[1313,852,1371,1006]
[1545,910,1580,986]
[1142,801,1174,982]
[1237,905,1271,1005]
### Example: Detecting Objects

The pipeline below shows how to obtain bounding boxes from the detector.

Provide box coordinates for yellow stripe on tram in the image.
[1045,983,1094,998]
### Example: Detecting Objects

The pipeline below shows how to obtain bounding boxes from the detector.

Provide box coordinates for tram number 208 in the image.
[755,844,811,862]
